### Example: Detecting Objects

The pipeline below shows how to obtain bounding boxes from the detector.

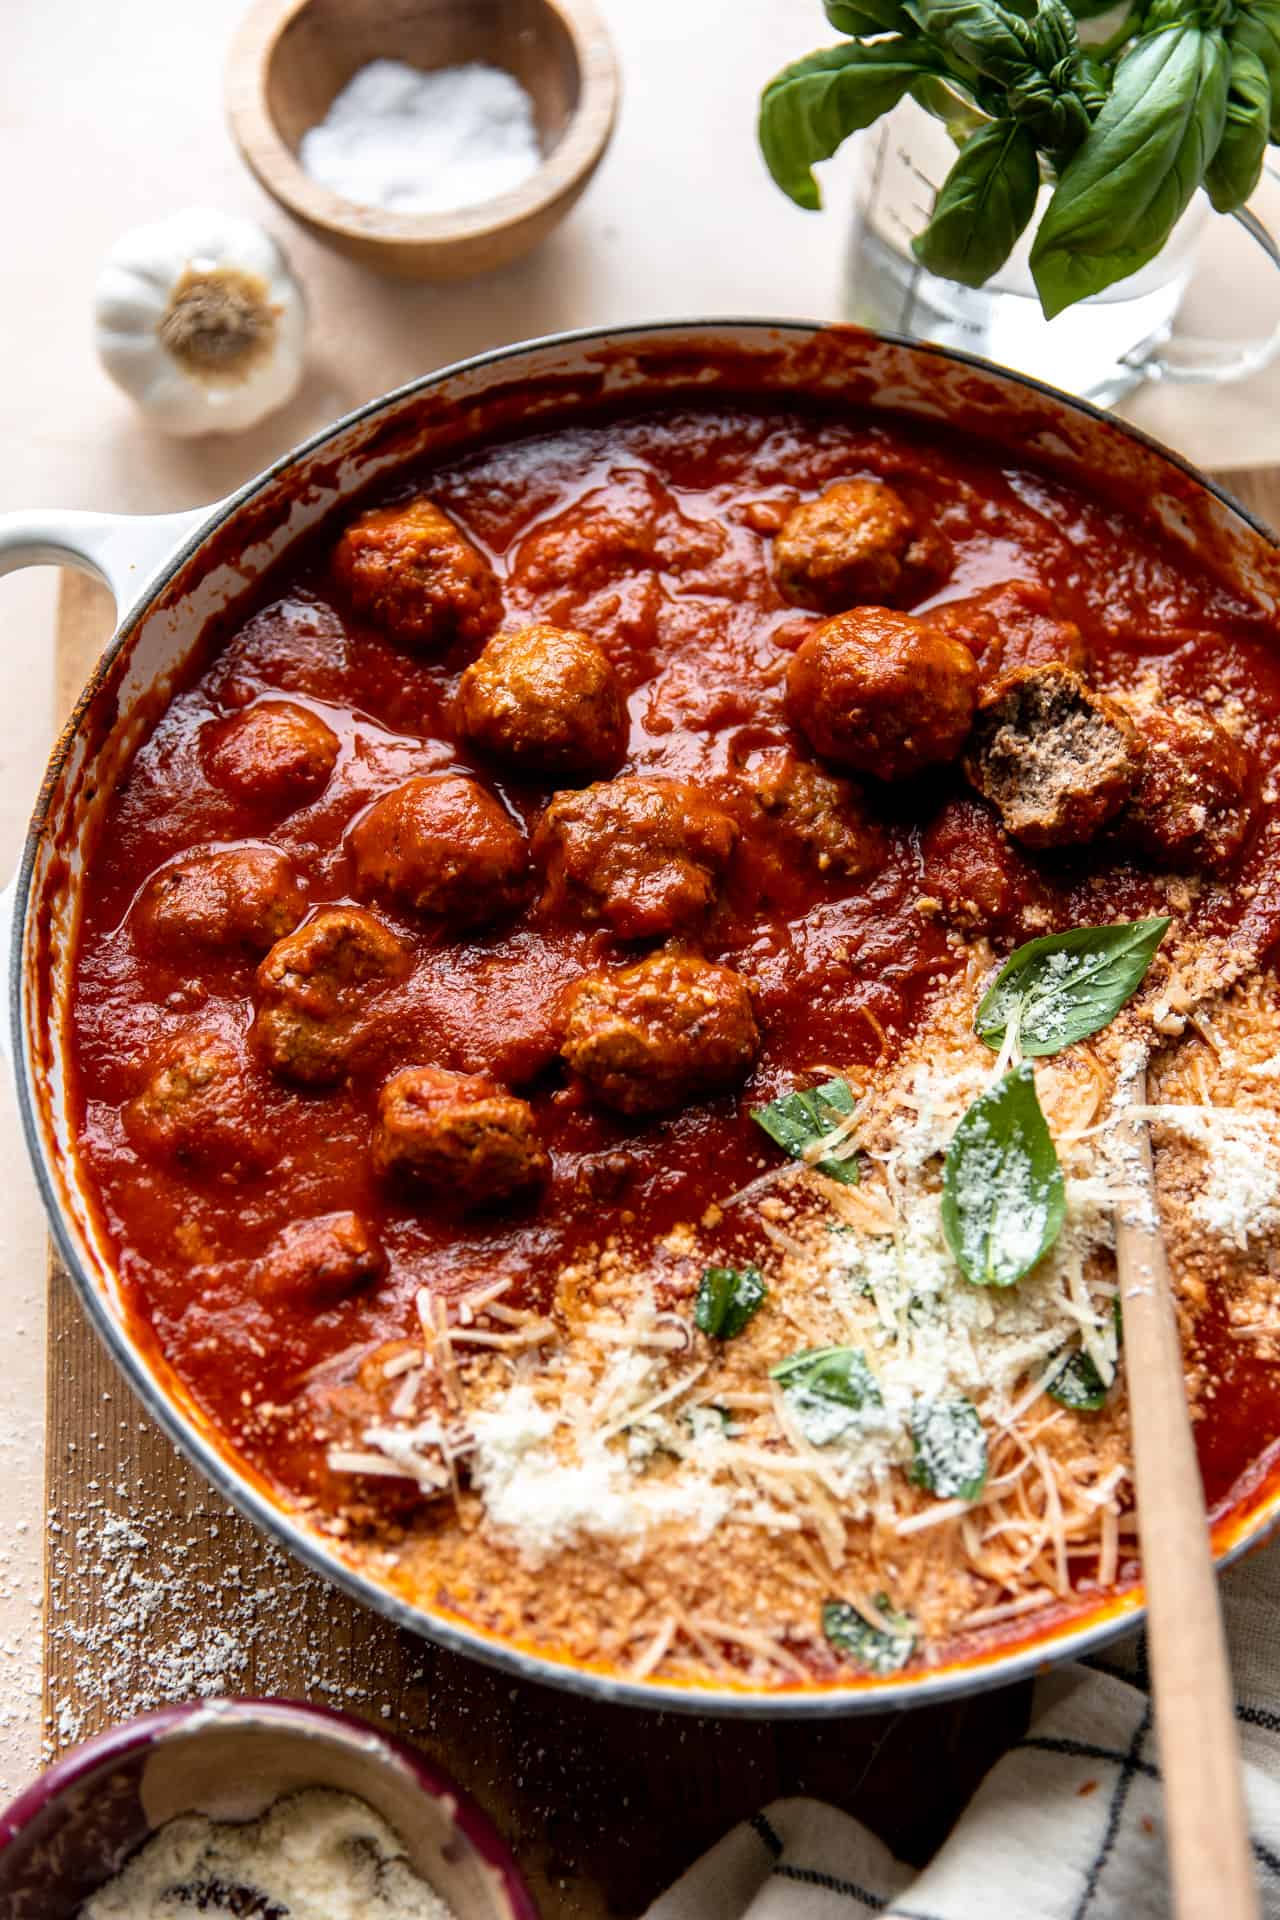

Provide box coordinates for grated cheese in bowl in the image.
[81,1787,456,1920]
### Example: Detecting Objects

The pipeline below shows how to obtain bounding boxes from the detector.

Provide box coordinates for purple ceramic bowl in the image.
[0,1696,539,1919]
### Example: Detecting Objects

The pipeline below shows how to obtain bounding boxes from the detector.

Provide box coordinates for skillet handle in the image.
[0,503,216,611]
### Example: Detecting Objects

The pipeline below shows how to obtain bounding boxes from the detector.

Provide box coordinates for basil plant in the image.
[760,0,1279,317]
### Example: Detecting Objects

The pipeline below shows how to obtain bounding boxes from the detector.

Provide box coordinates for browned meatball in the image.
[252,1212,385,1304]
[125,1031,271,1176]
[372,1065,548,1206]
[136,847,305,955]
[739,748,886,880]
[773,479,950,612]
[534,778,736,939]
[560,953,759,1116]
[1118,703,1251,872]
[927,580,1088,695]
[454,624,628,776]
[254,907,409,1086]
[786,608,978,782]
[919,796,1047,938]
[205,701,339,808]
[333,496,501,650]
[349,774,528,928]
[965,664,1136,850]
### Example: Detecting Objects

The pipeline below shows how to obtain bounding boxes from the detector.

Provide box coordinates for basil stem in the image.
[1030,23,1231,318]
[913,117,1041,284]
[759,40,945,209]
[823,1596,917,1673]
[941,1064,1065,1288]
[975,917,1170,1058]
[695,1265,767,1341]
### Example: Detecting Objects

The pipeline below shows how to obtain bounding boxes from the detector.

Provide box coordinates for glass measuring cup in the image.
[846,98,1280,408]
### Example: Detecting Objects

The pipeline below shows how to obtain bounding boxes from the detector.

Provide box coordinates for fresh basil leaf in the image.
[1030,23,1230,317]
[974,917,1170,1057]
[695,1264,767,1341]
[773,1345,882,1444]
[751,1077,861,1185]
[909,1397,989,1498]
[914,118,1040,283]
[825,0,914,34]
[911,72,996,139]
[1206,43,1270,211]
[759,40,945,208]
[823,1595,917,1673]
[941,1065,1065,1287]
[1232,1,1280,139]
[1047,1298,1122,1410]
[906,0,1037,85]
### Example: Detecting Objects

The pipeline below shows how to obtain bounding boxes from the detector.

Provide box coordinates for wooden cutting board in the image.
[43,467,1280,1913]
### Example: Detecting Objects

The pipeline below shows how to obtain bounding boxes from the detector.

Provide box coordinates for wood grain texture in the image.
[40,571,1023,1919]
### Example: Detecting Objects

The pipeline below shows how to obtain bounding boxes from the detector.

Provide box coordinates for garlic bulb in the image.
[94,208,307,437]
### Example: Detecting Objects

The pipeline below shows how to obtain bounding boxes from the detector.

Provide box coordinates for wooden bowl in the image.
[225,0,618,281]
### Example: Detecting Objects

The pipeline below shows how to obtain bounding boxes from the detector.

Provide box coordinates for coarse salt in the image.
[299,59,542,216]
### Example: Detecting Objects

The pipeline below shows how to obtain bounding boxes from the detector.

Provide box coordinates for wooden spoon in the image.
[1117,1079,1259,1918]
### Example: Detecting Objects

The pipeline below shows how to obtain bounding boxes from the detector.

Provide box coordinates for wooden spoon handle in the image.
[1118,1093,1259,1919]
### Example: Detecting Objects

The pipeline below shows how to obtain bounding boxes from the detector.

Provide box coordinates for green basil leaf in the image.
[941,1065,1065,1287]
[759,40,945,208]
[905,0,1038,85]
[909,1397,989,1498]
[1030,23,1230,318]
[1232,1,1280,139]
[912,72,996,139]
[914,118,1040,284]
[751,1077,861,1185]
[822,1595,917,1673]
[825,0,914,34]
[695,1265,767,1340]
[772,1345,882,1444]
[1206,43,1271,211]
[1047,1298,1122,1410]
[974,916,1170,1057]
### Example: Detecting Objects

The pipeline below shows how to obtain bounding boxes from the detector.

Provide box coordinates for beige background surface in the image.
[1,0,1277,1800]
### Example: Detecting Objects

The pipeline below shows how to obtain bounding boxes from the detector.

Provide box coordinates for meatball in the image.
[740,748,886,880]
[560,952,759,1116]
[454,623,628,776]
[919,796,1046,938]
[786,608,978,782]
[254,906,409,1087]
[125,1032,271,1176]
[1118,703,1251,871]
[534,777,736,939]
[773,479,950,612]
[927,580,1088,695]
[965,664,1137,850]
[205,701,339,808]
[372,1065,548,1207]
[349,774,528,928]
[252,1212,385,1304]
[136,846,305,955]
[333,496,501,650]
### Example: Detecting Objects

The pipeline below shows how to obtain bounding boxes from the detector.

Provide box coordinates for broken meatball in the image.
[204,700,339,809]
[1118,702,1251,872]
[125,1031,271,1177]
[349,774,528,928]
[965,663,1136,850]
[253,1212,385,1305]
[254,906,409,1086]
[926,579,1089,695]
[455,623,628,776]
[333,496,501,649]
[560,952,759,1116]
[773,479,949,612]
[372,1065,548,1206]
[534,777,736,939]
[136,846,305,955]
[786,607,978,782]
